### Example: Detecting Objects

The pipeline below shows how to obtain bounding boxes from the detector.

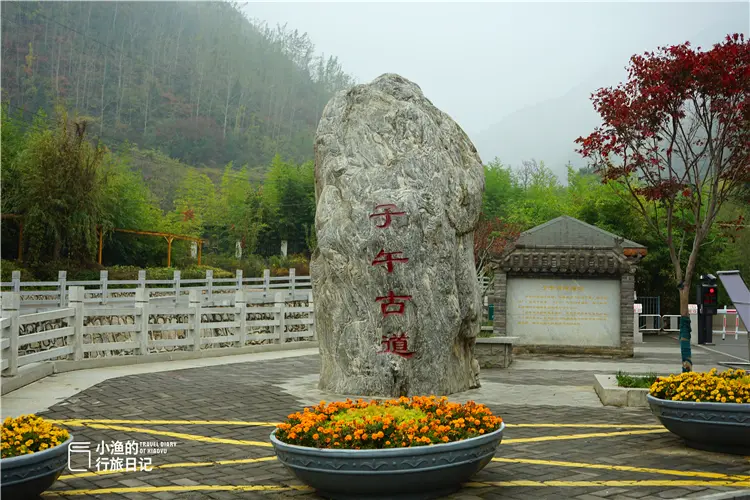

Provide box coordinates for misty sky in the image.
[245,2,749,177]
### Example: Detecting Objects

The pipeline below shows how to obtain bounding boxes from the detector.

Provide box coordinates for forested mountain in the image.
[0,1,354,168]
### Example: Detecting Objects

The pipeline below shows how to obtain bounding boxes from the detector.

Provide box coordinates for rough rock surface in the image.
[311,73,485,397]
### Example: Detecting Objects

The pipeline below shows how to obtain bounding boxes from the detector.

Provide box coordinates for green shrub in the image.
[615,371,658,388]
[201,254,268,278]
[269,253,309,277]
[0,260,25,282]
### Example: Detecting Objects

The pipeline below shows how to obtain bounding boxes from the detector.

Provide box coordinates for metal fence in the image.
[636,296,661,331]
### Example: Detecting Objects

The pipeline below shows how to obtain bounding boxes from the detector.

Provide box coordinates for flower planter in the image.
[270,423,504,500]
[647,395,750,455]
[1,435,73,499]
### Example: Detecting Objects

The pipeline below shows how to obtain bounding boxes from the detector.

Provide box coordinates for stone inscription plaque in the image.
[506,277,621,347]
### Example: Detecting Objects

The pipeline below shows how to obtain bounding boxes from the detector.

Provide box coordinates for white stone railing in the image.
[0,286,315,378]
[3,269,492,313]
[1,269,311,311]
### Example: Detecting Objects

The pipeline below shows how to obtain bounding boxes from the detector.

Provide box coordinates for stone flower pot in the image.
[1,435,73,499]
[270,423,504,500]
[647,394,750,455]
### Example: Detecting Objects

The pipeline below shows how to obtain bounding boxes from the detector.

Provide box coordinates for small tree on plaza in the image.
[576,34,750,371]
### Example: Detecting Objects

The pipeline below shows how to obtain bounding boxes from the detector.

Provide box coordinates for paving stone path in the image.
[37,353,750,500]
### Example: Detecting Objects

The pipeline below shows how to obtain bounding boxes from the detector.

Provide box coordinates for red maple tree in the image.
[576,34,750,326]
[473,215,520,274]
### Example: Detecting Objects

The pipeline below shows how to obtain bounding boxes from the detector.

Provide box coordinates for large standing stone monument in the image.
[311,73,484,397]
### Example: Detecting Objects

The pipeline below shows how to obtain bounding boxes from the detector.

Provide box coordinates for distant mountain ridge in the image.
[473,23,747,182]
[0,2,354,171]
[471,69,622,182]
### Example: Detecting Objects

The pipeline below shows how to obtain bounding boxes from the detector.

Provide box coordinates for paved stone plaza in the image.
[11,338,744,500]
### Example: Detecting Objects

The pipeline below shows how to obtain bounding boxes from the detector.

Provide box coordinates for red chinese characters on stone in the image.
[369,204,406,229]
[371,249,409,273]
[375,291,412,316]
[379,333,414,359]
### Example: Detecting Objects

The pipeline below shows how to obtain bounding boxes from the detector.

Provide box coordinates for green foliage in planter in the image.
[616,371,658,389]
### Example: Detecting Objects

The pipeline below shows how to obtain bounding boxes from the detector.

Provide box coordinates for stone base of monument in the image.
[269,424,505,500]
[475,337,517,369]
[646,395,750,455]
[513,344,634,358]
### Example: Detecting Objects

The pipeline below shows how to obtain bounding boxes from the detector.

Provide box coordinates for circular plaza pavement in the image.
[24,352,750,500]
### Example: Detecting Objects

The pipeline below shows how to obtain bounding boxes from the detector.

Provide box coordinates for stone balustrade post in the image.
[1,292,20,376]
[235,290,247,347]
[190,290,202,351]
[173,270,181,305]
[69,286,85,361]
[274,292,285,344]
[135,288,150,355]
[58,271,67,307]
[206,270,214,301]
[308,291,316,340]
[100,270,109,305]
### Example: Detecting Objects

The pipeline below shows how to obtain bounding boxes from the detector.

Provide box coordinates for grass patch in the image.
[615,371,658,389]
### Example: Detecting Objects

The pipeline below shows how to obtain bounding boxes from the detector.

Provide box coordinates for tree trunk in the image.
[55,33,63,98]
[195,68,203,117]
[222,70,232,139]
[53,237,62,261]
[173,10,183,80]
[679,285,691,316]
[115,35,124,125]
[99,54,107,135]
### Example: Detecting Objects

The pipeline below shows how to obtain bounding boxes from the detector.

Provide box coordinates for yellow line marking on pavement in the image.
[491,457,750,481]
[467,480,750,488]
[43,480,750,496]
[507,424,663,429]
[52,419,664,430]
[81,423,272,448]
[503,428,668,444]
[58,456,277,480]
[54,419,278,427]
[68,424,669,450]
[57,454,747,484]
[42,485,311,496]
